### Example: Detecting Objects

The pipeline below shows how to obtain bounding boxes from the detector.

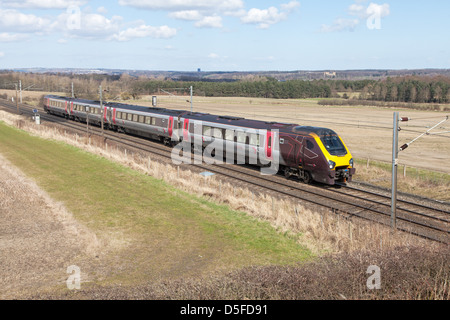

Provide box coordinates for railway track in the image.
[1,99,449,244]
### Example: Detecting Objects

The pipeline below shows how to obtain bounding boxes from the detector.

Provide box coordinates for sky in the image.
[0,0,449,71]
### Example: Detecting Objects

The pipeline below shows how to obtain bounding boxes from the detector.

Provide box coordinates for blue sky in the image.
[0,0,449,71]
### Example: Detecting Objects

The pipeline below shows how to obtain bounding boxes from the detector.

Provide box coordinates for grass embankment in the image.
[0,121,311,291]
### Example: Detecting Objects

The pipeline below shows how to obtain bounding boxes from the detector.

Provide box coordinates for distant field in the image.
[0,121,311,297]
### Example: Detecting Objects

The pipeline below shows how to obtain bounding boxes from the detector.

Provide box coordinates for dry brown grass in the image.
[354,160,450,201]
[0,111,438,258]
[35,245,449,300]
[0,153,103,299]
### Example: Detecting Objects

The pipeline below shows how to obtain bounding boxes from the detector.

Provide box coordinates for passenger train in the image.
[43,95,355,185]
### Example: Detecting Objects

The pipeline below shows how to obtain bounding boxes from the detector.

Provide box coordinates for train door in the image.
[265,130,273,160]
[302,137,319,176]
[112,108,117,125]
[168,116,173,138]
[183,119,190,141]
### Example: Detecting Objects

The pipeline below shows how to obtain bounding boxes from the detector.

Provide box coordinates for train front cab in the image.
[310,131,355,185]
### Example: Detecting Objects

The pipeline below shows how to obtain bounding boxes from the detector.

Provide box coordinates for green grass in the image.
[0,121,312,286]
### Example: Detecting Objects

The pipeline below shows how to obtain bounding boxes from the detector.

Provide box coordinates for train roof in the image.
[45,95,103,106]
[293,126,338,136]
[108,102,188,116]
[45,96,337,135]
[185,112,297,130]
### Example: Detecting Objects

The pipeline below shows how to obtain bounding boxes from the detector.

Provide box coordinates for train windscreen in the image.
[319,132,347,156]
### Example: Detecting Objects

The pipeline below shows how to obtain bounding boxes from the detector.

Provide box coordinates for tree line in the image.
[1,71,449,103]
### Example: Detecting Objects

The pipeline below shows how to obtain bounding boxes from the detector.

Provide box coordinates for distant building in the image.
[324,71,337,78]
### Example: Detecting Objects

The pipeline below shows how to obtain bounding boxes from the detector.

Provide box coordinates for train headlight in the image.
[350,158,354,168]
[328,160,336,170]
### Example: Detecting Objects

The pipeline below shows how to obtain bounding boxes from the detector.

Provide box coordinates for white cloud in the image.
[0,4,180,43]
[366,3,390,19]
[322,2,390,32]
[120,0,244,28]
[112,24,177,41]
[194,16,223,28]
[281,1,301,12]
[320,18,360,33]
[168,10,203,21]
[0,9,53,33]
[0,0,87,9]
[208,53,220,59]
[240,1,300,29]
[119,0,244,12]
[0,32,28,42]
[349,2,390,19]
[97,6,108,14]
[57,12,123,39]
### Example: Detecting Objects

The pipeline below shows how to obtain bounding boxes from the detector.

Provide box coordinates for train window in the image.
[133,114,138,122]
[203,126,211,136]
[236,131,246,144]
[189,123,195,133]
[127,113,133,121]
[212,128,223,139]
[117,111,121,119]
[86,107,90,113]
[151,117,156,126]
[306,140,314,150]
[225,130,234,141]
[249,134,259,146]
[145,117,151,125]
[139,115,145,123]
[320,134,347,156]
